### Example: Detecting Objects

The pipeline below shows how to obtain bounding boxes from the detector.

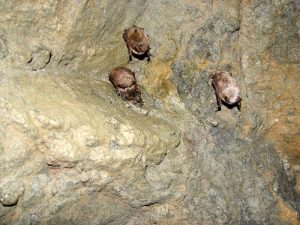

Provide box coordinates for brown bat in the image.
[123,25,151,62]
[211,71,242,111]
[109,66,143,105]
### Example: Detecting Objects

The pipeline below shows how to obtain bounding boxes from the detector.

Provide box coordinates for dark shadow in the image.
[222,101,241,111]
[131,52,151,62]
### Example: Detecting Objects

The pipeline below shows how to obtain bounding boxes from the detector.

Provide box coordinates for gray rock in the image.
[207,117,219,127]
[0,0,299,224]
[0,34,8,60]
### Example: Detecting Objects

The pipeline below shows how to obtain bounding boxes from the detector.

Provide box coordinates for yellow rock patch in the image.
[276,195,299,225]
[142,62,176,99]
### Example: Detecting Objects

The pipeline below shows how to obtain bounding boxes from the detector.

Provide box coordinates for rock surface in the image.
[0,0,299,224]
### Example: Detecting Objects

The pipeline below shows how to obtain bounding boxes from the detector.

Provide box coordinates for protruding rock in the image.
[0,179,24,206]
[27,49,51,70]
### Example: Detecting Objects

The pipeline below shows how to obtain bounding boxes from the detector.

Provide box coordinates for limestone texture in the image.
[0,0,299,224]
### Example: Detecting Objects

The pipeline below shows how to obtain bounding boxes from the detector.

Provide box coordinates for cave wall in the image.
[0,0,299,224]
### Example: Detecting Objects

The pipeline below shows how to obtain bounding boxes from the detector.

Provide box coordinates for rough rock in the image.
[0,34,8,60]
[0,0,299,224]
[0,178,24,206]
[27,48,52,71]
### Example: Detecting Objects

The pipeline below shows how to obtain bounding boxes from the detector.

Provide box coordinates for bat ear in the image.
[230,72,233,76]
[238,97,242,102]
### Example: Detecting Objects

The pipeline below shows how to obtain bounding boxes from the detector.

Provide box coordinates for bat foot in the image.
[128,54,132,62]
[215,106,221,112]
